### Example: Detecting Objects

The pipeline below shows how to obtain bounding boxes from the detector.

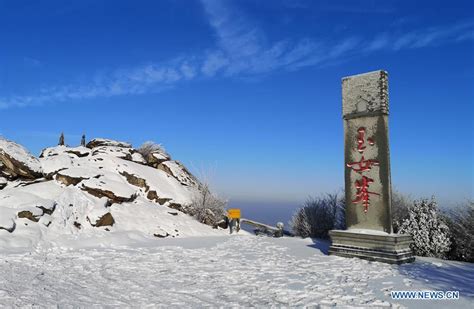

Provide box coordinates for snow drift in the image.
[0,136,225,250]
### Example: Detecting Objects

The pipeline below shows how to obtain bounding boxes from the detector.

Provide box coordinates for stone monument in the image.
[328,70,415,264]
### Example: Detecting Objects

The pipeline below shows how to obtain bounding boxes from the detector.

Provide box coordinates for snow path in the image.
[0,235,473,308]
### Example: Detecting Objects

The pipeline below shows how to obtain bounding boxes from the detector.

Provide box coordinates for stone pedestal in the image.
[329,230,415,264]
[329,70,414,264]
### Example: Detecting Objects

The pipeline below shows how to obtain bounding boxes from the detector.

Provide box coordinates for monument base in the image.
[328,229,415,264]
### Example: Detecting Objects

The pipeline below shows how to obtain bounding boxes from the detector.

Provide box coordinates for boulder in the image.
[86,138,132,149]
[91,212,115,227]
[0,137,43,179]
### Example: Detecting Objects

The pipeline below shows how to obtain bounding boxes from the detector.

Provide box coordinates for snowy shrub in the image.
[190,183,227,226]
[399,197,451,258]
[137,142,168,160]
[290,193,345,239]
[443,200,474,262]
[391,190,412,233]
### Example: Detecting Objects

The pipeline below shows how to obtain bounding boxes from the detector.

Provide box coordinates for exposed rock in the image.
[154,232,169,238]
[146,190,172,205]
[0,162,16,180]
[64,147,91,158]
[0,137,43,179]
[120,171,149,190]
[17,210,40,222]
[89,212,115,227]
[81,178,137,204]
[37,202,56,215]
[56,173,87,186]
[146,152,171,167]
[157,161,199,187]
[74,221,81,229]
[86,138,132,149]
[55,167,100,186]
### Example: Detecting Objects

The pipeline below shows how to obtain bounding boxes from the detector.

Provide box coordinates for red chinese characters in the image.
[347,127,379,213]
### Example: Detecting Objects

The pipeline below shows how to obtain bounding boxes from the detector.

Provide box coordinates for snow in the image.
[88,138,132,148]
[131,152,146,164]
[91,146,133,159]
[152,151,170,161]
[81,177,137,199]
[0,235,472,307]
[41,154,75,175]
[0,137,42,174]
[57,166,100,179]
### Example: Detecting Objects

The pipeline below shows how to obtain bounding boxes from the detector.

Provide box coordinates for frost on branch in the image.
[443,200,474,262]
[190,183,227,226]
[399,197,451,258]
[290,193,345,239]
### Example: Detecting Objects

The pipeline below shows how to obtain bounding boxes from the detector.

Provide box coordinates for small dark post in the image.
[81,134,86,147]
[58,132,65,146]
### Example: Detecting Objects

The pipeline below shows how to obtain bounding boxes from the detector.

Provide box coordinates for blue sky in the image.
[0,0,473,206]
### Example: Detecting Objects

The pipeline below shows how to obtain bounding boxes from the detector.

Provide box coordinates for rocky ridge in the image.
[0,136,225,248]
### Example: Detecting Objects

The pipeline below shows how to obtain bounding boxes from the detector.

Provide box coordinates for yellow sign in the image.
[227,208,241,219]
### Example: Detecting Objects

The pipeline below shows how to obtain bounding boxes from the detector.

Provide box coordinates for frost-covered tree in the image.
[190,183,227,226]
[399,197,451,258]
[443,200,474,262]
[290,207,311,238]
[391,190,412,233]
[290,193,345,238]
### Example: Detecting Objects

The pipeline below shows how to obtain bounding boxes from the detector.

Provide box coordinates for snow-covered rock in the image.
[0,137,43,179]
[158,160,199,187]
[86,138,132,149]
[0,136,224,250]
[0,177,7,189]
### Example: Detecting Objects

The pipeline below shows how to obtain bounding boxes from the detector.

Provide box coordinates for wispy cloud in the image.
[1,0,473,109]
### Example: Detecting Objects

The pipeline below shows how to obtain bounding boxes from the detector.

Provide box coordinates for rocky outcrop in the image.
[157,161,199,187]
[120,171,149,190]
[0,137,43,180]
[56,173,88,186]
[86,138,132,149]
[55,168,100,186]
[81,178,137,204]
[146,152,171,167]
[0,135,224,245]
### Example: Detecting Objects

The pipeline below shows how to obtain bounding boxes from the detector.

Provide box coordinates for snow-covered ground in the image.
[1,234,472,308]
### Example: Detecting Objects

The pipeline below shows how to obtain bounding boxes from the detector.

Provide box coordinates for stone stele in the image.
[329,70,415,264]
